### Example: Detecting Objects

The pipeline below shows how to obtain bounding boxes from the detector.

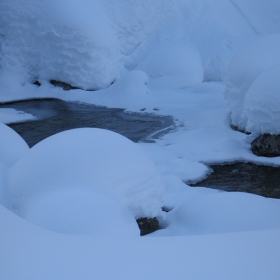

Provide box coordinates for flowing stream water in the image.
[190,162,280,199]
[0,98,173,147]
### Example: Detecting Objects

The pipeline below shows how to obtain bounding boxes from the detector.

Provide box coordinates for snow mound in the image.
[224,34,280,130]
[243,64,280,134]
[0,0,120,90]
[8,128,164,219]
[138,43,203,88]
[23,189,140,236]
[0,123,29,167]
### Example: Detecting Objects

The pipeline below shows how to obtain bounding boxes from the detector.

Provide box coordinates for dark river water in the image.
[190,162,280,199]
[0,98,173,147]
[1,98,280,199]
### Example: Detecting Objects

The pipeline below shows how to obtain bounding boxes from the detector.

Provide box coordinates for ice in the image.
[8,128,164,219]
[224,34,280,130]
[0,123,29,168]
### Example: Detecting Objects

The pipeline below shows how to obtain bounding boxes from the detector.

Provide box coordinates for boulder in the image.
[251,134,280,157]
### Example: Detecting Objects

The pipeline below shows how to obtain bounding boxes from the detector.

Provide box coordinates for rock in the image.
[251,134,280,157]
[33,81,41,87]
[50,80,79,91]
[136,217,160,236]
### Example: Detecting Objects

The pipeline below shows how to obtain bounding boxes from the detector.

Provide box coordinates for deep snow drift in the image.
[1,0,280,279]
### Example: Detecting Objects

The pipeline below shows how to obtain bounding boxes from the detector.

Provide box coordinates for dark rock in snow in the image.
[136,217,159,236]
[251,134,280,157]
[33,80,41,87]
[50,80,80,91]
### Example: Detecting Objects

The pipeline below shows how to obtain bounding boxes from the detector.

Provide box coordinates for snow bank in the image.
[8,128,164,219]
[1,202,280,280]
[0,123,29,167]
[0,0,120,90]
[0,0,259,91]
[243,64,280,134]
[157,192,280,236]
[224,34,280,130]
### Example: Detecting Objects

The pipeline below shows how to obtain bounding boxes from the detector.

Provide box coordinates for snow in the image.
[23,189,139,236]
[224,34,280,130]
[1,203,280,280]
[244,64,280,135]
[1,0,280,279]
[0,108,35,124]
[0,123,29,168]
[8,128,164,219]
[0,0,121,90]
[137,42,203,88]
[153,192,280,236]
[231,0,280,34]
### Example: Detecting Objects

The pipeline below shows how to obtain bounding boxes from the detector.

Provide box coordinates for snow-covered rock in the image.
[23,189,140,236]
[8,128,164,219]
[0,0,120,90]
[224,34,280,130]
[0,123,29,167]
[243,64,280,135]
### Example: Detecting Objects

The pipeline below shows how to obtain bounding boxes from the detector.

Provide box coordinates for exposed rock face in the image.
[136,217,159,236]
[251,134,280,157]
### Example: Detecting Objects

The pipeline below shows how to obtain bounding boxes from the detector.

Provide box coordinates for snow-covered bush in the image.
[0,123,29,168]
[224,34,280,131]
[0,0,121,90]
[8,128,164,219]
[243,64,280,134]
